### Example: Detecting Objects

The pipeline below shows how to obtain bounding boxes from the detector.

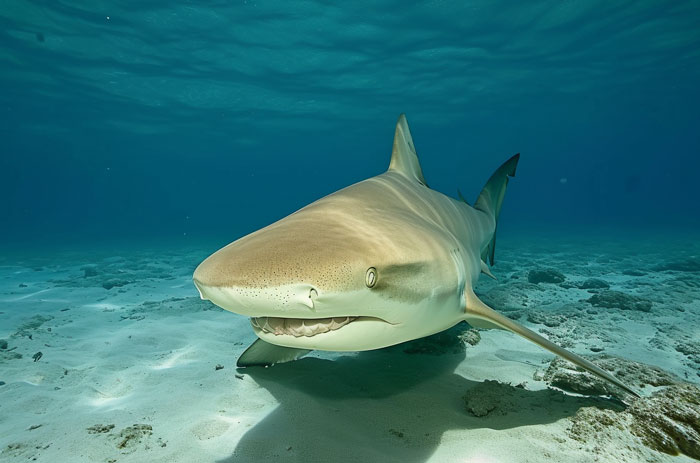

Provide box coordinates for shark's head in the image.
[193,176,465,351]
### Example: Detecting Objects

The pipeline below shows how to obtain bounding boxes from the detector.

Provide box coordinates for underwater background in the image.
[2,1,699,246]
[1,2,700,463]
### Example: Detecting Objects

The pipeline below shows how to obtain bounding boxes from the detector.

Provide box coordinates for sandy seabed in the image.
[1,233,698,463]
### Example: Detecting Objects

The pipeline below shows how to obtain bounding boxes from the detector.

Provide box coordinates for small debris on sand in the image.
[87,424,115,434]
[458,329,481,346]
[115,424,153,449]
[215,364,224,371]
[32,352,43,362]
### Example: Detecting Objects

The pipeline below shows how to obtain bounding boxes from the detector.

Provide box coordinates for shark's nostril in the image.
[301,287,318,310]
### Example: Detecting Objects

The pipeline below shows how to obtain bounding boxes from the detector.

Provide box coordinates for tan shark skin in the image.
[193,114,639,397]
[193,168,481,350]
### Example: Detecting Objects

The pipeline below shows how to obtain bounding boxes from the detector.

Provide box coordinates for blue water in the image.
[2,1,699,247]
[2,4,700,462]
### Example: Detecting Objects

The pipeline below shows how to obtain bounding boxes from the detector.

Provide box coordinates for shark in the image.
[193,114,638,397]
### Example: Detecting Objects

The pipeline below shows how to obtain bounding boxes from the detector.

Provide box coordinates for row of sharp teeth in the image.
[251,316,357,337]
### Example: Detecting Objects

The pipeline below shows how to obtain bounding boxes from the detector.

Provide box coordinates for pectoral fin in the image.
[464,289,639,398]
[480,259,497,280]
[237,338,312,367]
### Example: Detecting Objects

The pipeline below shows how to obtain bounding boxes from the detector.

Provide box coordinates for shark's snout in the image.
[193,248,321,314]
[192,214,370,319]
[193,273,318,316]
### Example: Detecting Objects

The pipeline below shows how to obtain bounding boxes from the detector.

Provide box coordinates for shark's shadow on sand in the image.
[219,330,622,463]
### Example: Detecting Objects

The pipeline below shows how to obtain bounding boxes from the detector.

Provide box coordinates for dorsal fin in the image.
[388,114,427,186]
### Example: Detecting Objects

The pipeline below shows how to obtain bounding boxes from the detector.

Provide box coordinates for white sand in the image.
[0,237,698,462]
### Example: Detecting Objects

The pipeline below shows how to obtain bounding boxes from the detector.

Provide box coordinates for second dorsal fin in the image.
[388,114,427,186]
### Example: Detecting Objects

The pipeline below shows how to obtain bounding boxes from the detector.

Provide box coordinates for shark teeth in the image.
[251,316,357,337]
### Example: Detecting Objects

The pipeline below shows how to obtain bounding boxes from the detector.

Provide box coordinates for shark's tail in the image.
[474,153,520,265]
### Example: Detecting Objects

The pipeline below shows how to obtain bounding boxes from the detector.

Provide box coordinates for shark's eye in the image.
[365,267,377,288]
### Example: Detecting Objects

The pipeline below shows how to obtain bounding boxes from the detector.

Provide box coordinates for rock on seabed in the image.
[586,290,652,312]
[527,269,566,284]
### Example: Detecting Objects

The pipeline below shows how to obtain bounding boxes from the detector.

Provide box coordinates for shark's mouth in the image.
[251,316,385,337]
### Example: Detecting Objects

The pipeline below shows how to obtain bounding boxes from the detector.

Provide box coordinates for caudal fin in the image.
[474,153,520,265]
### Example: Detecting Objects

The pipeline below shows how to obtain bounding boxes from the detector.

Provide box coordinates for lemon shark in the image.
[193,114,638,397]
